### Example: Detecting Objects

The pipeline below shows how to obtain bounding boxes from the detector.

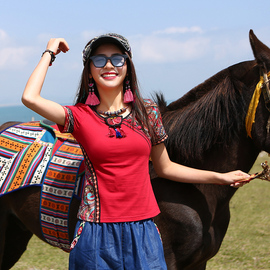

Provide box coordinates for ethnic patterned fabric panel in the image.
[40,140,84,252]
[0,122,53,194]
[0,121,85,252]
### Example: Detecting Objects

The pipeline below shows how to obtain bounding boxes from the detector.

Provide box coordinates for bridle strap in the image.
[262,72,270,112]
[245,71,270,138]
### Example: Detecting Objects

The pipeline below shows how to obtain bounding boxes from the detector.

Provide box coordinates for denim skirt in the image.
[69,219,167,270]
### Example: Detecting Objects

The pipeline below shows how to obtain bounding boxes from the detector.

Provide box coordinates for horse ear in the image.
[249,29,270,71]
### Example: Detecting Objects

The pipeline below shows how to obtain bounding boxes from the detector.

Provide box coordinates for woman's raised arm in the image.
[22,38,69,126]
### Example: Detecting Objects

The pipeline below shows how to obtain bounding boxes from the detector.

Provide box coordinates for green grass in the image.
[12,153,270,269]
[12,237,69,270]
[208,152,270,270]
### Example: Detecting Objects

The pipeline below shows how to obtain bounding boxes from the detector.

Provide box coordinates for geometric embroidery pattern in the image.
[0,121,85,253]
[0,122,51,194]
[40,140,84,252]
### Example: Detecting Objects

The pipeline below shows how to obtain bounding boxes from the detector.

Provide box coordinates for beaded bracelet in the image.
[42,49,56,66]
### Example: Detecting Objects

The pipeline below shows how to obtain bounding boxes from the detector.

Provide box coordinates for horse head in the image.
[249,29,270,73]
[247,30,270,154]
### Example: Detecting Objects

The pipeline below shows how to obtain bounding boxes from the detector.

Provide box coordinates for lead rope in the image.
[235,161,270,184]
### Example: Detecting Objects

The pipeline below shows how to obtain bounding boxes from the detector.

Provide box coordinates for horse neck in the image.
[163,61,262,174]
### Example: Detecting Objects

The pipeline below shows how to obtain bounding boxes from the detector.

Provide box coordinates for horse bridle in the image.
[243,70,270,184]
[245,70,270,137]
[262,71,270,110]
[262,71,270,134]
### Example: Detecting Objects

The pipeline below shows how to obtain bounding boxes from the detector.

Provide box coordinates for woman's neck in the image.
[97,88,126,112]
[97,84,126,111]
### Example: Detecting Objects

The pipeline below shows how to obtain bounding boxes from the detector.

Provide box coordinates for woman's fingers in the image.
[46,38,70,55]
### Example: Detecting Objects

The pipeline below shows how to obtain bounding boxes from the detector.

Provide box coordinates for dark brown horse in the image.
[0,30,270,270]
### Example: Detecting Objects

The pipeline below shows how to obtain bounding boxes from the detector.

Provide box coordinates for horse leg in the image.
[0,195,33,270]
[5,187,43,239]
[0,197,8,269]
[0,187,42,270]
[68,198,80,241]
[1,214,33,270]
[186,263,206,270]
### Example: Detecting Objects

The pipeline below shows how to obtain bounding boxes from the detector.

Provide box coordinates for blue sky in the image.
[1,0,270,106]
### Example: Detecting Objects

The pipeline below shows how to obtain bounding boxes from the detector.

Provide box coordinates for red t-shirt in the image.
[59,100,167,223]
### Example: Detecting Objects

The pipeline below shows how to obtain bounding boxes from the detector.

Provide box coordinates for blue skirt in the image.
[69,219,167,270]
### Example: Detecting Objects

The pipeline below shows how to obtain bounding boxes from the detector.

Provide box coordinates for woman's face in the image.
[90,43,127,93]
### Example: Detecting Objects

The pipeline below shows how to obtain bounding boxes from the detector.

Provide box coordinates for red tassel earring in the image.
[124,78,134,103]
[85,80,100,106]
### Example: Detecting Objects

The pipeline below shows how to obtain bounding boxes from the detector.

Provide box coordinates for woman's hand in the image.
[46,38,69,55]
[220,170,251,187]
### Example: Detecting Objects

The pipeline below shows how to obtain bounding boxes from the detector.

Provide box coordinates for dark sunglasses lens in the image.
[111,55,126,67]
[93,56,106,67]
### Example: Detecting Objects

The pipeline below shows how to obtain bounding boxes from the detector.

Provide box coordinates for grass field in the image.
[11,153,270,270]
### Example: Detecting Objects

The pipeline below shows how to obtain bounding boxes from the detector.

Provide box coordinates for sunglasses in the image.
[89,54,128,68]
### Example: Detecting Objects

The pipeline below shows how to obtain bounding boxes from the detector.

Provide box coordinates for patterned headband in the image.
[82,33,132,65]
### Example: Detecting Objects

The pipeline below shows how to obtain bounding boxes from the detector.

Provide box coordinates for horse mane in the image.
[154,61,257,165]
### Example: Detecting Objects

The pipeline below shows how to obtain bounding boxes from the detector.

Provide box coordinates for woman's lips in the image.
[101,72,118,79]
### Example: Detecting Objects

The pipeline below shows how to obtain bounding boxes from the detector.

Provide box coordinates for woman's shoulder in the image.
[143,98,158,108]
[143,99,160,115]
[65,103,91,111]
[64,103,95,119]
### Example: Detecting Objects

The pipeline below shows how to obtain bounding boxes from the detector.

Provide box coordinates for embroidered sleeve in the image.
[60,106,74,133]
[144,99,168,146]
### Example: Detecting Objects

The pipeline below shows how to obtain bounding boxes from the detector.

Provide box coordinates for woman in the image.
[22,33,250,270]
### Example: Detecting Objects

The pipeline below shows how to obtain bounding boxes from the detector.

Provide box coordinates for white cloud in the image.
[212,36,252,63]
[128,26,209,63]
[0,29,35,69]
[0,29,9,44]
[130,27,255,64]
[131,35,210,63]
[0,47,33,69]
[153,26,203,35]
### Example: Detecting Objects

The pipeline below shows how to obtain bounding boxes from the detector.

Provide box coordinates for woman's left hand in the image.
[221,170,251,187]
[46,38,70,55]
